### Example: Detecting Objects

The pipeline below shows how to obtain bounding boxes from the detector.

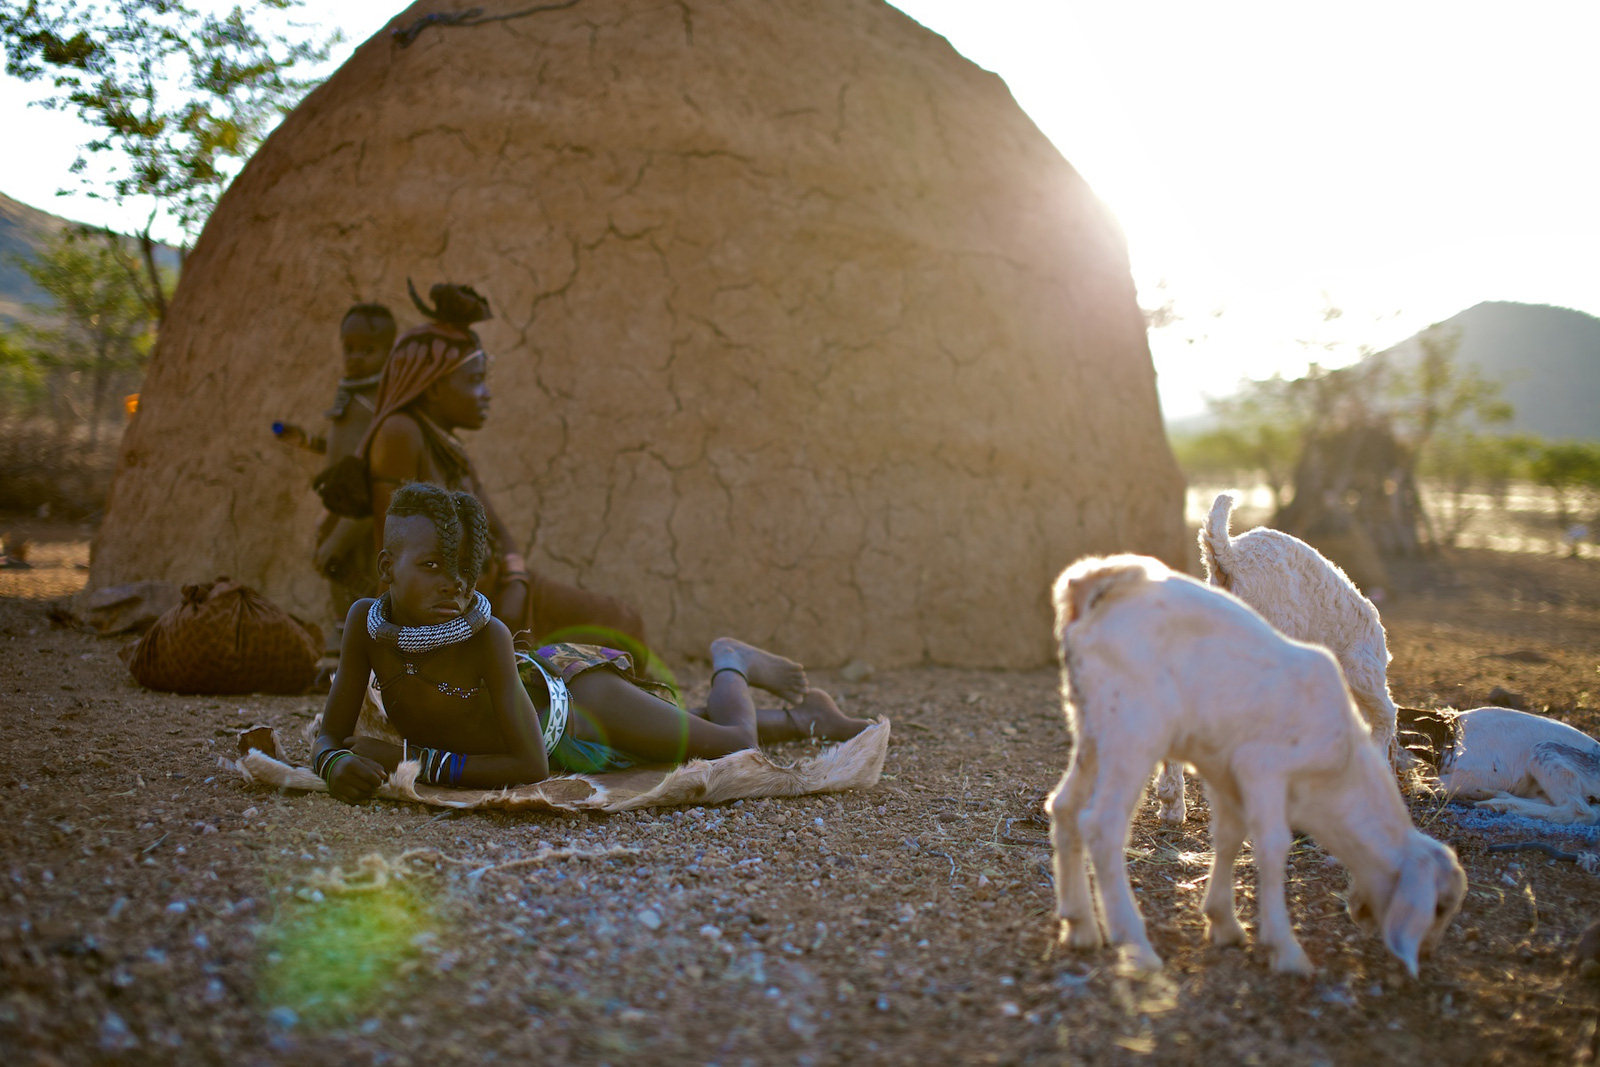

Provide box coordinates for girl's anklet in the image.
[783,707,816,740]
[710,666,748,683]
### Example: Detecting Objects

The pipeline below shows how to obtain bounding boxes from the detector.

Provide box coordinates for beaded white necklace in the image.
[367,591,491,653]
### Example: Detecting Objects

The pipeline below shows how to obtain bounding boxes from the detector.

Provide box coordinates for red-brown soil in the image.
[2,522,1597,1065]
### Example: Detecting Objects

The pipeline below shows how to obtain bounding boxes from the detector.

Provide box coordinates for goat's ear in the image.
[1381,853,1438,978]
[1065,575,1102,623]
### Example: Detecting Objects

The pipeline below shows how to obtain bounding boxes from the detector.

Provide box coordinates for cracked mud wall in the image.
[90,0,1187,668]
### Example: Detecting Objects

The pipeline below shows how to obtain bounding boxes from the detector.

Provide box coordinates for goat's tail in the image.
[1199,491,1238,588]
[1052,555,1158,639]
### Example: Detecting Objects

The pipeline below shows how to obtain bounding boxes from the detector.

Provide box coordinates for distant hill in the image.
[1383,301,1600,441]
[0,192,63,321]
[0,190,180,323]
[1167,301,1600,441]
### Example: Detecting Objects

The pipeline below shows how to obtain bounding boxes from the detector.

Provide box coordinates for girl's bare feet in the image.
[781,688,872,742]
[709,637,808,705]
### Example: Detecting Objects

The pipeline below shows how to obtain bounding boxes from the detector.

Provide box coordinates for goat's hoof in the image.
[1060,920,1103,951]
[1270,945,1315,976]
[1206,916,1246,948]
[1157,801,1186,825]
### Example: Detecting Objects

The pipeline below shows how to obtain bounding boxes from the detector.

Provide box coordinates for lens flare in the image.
[258,884,432,1023]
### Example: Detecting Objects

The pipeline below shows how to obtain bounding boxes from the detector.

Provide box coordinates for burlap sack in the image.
[124,579,323,694]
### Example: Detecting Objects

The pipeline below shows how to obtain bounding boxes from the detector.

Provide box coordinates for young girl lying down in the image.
[313,483,871,802]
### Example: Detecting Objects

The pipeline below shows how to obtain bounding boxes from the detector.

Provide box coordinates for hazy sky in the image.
[3,1,1595,418]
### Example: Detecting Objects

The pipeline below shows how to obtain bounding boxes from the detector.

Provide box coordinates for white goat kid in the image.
[1048,555,1465,976]
[1153,491,1408,825]
[1435,706,1600,824]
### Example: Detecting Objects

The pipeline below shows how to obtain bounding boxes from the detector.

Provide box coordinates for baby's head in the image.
[378,483,491,624]
[341,304,397,380]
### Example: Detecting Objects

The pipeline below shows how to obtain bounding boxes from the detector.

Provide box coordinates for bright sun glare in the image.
[889,1,1600,418]
[3,1,1596,419]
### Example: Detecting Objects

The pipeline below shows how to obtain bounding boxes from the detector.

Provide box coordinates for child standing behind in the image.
[312,304,398,635]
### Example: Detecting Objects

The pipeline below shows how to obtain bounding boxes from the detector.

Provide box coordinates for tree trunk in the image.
[88,338,111,453]
[49,368,72,449]
[139,230,167,326]
[1274,419,1425,557]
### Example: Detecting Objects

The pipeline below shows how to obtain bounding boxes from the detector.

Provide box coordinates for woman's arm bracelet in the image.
[412,746,466,786]
[315,747,353,783]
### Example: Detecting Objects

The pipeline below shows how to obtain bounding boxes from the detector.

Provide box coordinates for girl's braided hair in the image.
[385,483,490,582]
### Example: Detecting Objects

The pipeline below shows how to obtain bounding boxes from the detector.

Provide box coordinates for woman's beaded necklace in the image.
[367,590,490,652]
[368,591,491,699]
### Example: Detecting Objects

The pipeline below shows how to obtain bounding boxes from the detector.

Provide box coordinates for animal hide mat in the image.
[224,714,891,813]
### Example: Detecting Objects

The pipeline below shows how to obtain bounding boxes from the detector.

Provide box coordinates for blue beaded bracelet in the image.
[411,745,465,786]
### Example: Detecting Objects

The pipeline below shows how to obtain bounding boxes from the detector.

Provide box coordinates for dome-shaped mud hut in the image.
[91,0,1186,668]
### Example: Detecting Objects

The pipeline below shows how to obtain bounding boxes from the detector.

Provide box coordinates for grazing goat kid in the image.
[1048,555,1465,976]
[1431,706,1600,824]
[1153,491,1407,825]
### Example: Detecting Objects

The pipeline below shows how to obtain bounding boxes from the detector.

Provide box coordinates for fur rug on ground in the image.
[223,690,891,813]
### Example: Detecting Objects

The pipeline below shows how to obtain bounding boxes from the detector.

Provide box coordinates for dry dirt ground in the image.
[2,519,1598,1066]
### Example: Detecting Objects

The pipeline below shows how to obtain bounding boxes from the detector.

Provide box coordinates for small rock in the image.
[266,1006,298,1029]
[840,660,874,682]
[99,1010,138,1051]
[700,924,722,940]
[1487,686,1526,710]
[1573,919,1600,977]
[241,807,258,820]
[635,908,663,931]
[1000,1001,1020,1017]
[1318,986,1357,1007]
[166,900,188,914]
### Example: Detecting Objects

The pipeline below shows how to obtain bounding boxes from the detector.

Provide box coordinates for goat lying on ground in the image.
[1403,706,1600,824]
[1153,491,1408,825]
[1048,554,1465,975]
